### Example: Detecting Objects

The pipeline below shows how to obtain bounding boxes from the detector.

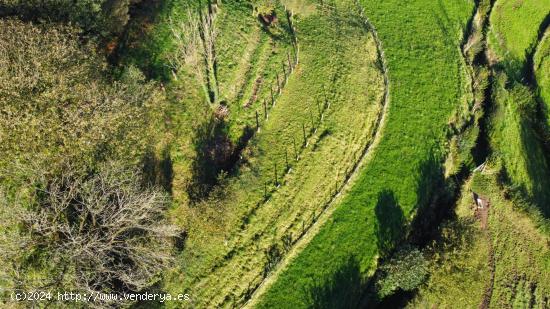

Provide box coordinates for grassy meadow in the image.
[256,0,474,307]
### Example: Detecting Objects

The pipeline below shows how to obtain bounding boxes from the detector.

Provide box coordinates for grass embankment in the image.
[255,0,474,307]
[161,2,384,308]
[487,0,549,78]
[486,0,550,216]
[535,29,550,126]
[410,167,550,308]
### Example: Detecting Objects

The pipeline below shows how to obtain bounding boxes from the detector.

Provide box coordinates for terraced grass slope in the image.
[486,0,550,216]
[119,0,297,205]
[489,74,550,215]
[255,0,474,307]
[535,29,550,126]
[409,168,550,308]
[488,0,550,77]
[162,3,385,308]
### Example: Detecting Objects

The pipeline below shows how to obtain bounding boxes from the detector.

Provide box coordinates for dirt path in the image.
[242,3,391,308]
[474,197,495,309]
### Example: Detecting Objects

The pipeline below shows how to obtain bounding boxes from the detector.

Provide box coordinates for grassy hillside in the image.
[489,73,550,215]
[153,1,386,308]
[410,167,550,308]
[487,0,550,78]
[486,0,550,216]
[255,0,474,307]
[4,0,550,308]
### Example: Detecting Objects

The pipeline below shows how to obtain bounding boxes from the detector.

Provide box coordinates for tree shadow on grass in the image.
[187,116,234,201]
[519,113,550,217]
[375,190,405,258]
[307,256,363,309]
[142,146,173,194]
[409,151,454,246]
[305,191,404,309]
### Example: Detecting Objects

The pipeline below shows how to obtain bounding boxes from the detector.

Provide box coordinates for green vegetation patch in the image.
[489,73,550,215]
[410,169,550,308]
[488,0,549,77]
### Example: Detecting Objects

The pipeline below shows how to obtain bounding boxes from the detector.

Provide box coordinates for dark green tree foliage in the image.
[0,0,142,36]
[375,246,429,298]
[0,19,161,173]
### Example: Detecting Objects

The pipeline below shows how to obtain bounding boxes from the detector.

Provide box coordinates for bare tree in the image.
[0,162,179,308]
[170,4,219,104]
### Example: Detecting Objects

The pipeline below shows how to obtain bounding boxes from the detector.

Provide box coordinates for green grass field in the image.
[255,0,474,307]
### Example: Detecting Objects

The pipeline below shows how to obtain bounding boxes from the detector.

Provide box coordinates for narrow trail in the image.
[242,3,391,307]
[474,194,494,309]
[479,225,495,309]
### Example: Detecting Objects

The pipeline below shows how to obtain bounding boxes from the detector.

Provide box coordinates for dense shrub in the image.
[375,246,429,298]
[0,0,142,37]
[0,19,162,173]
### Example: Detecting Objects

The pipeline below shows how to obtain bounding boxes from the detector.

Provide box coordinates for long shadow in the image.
[524,13,550,86]
[374,190,405,257]
[304,190,404,309]
[408,150,454,246]
[142,146,174,194]
[362,152,457,307]
[187,115,234,201]
[307,256,363,309]
[519,115,550,217]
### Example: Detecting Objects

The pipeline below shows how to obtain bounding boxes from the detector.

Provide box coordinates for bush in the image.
[0,0,142,37]
[376,246,429,298]
[0,162,179,307]
[0,19,162,173]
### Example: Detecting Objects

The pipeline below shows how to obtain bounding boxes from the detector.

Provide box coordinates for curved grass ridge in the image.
[487,0,550,78]
[243,1,392,306]
[165,3,385,307]
[255,0,474,307]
